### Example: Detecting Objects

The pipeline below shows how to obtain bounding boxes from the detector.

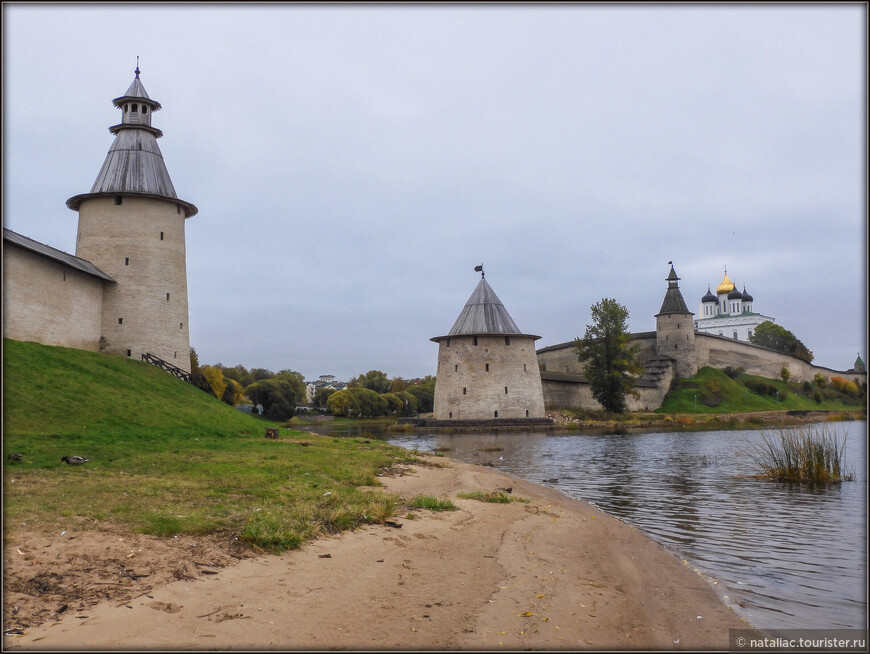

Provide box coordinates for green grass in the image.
[456,490,529,504]
[657,367,866,414]
[408,496,457,512]
[2,339,420,552]
[747,423,854,485]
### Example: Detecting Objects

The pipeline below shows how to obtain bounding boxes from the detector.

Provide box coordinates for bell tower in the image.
[67,63,198,371]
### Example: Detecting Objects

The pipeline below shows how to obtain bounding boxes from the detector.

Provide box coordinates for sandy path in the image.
[5,458,748,650]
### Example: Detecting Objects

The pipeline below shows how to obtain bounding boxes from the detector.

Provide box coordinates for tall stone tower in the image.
[67,65,198,371]
[655,263,697,378]
[431,270,546,421]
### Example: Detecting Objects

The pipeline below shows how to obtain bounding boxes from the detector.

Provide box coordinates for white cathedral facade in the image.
[693,269,774,342]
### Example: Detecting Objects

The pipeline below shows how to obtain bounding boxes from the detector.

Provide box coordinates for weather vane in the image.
[474,264,484,278]
[135,55,140,78]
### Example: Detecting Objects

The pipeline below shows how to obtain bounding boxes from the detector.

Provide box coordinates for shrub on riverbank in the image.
[747,423,854,485]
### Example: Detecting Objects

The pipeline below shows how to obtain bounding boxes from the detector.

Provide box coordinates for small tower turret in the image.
[67,64,198,370]
[655,263,697,378]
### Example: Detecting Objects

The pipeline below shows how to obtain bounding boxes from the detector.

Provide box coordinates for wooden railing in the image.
[141,353,218,398]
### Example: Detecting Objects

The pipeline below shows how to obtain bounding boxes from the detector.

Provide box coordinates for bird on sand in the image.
[61,456,89,465]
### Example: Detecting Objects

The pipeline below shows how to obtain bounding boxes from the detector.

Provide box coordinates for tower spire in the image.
[135,56,140,78]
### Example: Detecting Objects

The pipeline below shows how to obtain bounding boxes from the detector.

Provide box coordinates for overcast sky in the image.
[3,3,867,381]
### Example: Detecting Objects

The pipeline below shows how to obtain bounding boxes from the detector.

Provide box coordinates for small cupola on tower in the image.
[114,62,161,130]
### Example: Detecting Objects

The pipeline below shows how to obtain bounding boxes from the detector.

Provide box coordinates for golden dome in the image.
[715,270,735,295]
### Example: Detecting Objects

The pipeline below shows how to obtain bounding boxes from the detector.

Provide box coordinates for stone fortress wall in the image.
[3,243,105,352]
[536,332,866,412]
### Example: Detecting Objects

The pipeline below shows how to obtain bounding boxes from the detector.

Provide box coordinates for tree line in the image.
[190,350,434,420]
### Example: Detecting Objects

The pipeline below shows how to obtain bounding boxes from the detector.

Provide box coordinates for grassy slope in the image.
[657,366,866,414]
[2,339,418,551]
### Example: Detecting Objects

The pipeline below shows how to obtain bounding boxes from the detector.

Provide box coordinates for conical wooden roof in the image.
[432,276,540,341]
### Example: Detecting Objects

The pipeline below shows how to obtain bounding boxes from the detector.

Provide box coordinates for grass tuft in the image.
[409,496,457,512]
[456,490,529,504]
[747,423,854,485]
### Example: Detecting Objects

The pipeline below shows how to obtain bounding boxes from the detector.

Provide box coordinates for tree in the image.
[780,367,790,383]
[244,379,296,419]
[573,298,644,413]
[750,321,814,363]
[189,347,201,374]
[350,370,392,394]
[393,390,418,415]
[314,387,336,409]
[250,367,275,382]
[223,365,253,389]
[201,365,227,400]
[221,378,244,406]
[380,392,403,414]
[406,379,435,413]
[277,369,308,404]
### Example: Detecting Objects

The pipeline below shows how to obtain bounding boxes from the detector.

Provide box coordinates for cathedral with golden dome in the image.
[693,268,774,341]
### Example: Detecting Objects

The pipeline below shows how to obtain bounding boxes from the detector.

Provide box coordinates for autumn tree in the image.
[573,298,643,413]
[200,365,227,400]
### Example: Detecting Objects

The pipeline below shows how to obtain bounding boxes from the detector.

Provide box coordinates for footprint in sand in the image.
[147,601,182,613]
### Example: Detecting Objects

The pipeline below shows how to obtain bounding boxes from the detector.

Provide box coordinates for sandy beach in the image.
[4,456,749,650]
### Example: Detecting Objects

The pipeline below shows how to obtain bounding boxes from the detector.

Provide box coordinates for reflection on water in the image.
[301,421,867,630]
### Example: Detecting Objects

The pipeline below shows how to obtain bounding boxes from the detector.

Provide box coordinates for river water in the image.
[299,420,867,630]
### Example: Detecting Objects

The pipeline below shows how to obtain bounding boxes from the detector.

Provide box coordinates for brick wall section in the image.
[75,196,192,372]
[3,245,104,351]
[433,334,546,420]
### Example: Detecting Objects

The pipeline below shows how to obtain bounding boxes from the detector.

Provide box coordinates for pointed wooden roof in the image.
[431,276,540,341]
[66,66,197,217]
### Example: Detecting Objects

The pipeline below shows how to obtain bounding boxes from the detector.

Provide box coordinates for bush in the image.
[780,367,790,383]
[746,379,778,397]
[813,373,827,388]
[723,366,745,379]
[802,381,812,393]
[700,379,723,406]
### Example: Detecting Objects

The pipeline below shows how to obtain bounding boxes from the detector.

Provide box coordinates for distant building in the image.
[693,268,774,342]
[431,271,546,421]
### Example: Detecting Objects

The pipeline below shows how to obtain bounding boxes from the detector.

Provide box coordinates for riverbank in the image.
[5,456,749,650]
[380,408,866,434]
